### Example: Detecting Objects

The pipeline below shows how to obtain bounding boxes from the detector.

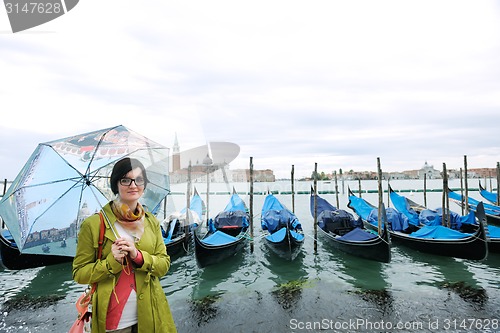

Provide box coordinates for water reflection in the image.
[318,236,390,291]
[191,251,246,300]
[395,246,488,308]
[0,262,74,315]
[187,251,248,326]
[262,244,307,285]
[261,244,307,310]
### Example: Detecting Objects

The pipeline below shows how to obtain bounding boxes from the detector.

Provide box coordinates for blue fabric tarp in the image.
[489,225,500,238]
[391,190,476,230]
[389,190,420,226]
[409,225,470,239]
[480,187,498,204]
[418,209,475,230]
[202,230,239,245]
[224,193,247,212]
[366,207,408,231]
[318,210,363,231]
[448,190,500,216]
[337,227,378,241]
[348,194,376,221]
[261,194,301,233]
[310,193,337,216]
[265,228,304,243]
[214,211,249,229]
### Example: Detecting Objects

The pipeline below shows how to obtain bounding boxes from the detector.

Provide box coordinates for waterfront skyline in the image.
[1,1,500,180]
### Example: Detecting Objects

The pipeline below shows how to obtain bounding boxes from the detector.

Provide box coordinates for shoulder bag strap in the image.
[97,212,106,258]
[88,212,106,295]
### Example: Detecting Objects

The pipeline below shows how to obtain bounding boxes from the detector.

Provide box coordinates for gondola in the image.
[0,228,73,270]
[447,187,500,226]
[161,188,203,258]
[194,190,250,268]
[479,181,500,206]
[348,189,488,260]
[311,191,391,263]
[444,187,500,253]
[261,193,304,260]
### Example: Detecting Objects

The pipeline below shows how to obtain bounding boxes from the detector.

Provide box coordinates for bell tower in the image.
[172,133,180,172]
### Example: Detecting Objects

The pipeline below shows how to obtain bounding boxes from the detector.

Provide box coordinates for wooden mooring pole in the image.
[249,157,254,253]
[464,155,469,214]
[334,170,339,208]
[377,158,382,236]
[185,162,191,248]
[291,165,295,213]
[423,173,427,208]
[459,168,464,216]
[497,162,500,206]
[313,163,318,253]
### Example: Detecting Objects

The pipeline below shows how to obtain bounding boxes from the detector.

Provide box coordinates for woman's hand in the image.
[114,238,138,260]
[111,240,128,263]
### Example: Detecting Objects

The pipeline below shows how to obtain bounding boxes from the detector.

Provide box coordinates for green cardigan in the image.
[72,202,177,333]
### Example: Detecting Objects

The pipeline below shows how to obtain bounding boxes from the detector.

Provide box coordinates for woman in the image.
[73,157,177,333]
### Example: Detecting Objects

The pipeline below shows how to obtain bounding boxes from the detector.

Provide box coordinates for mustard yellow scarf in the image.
[111,200,145,240]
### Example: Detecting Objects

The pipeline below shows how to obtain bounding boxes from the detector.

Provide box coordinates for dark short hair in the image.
[110,157,149,195]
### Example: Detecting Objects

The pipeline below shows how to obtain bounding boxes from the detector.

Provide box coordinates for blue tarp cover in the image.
[265,228,304,243]
[348,194,376,221]
[489,225,500,238]
[310,193,337,216]
[214,211,249,229]
[261,194,301,233]
[480,187,498,204]
[337,227,378,241]
[318,210,363,231]
[409,225,471,239]
[224,193,247,212]
[180,192,204,220]
[366,207,409,231]
[391,190,475,230]
[290,230,305,241]
[448,189,500,216]
[389,191,420,226]
[202,230,239,245]
[418,209,475,230]
[311,194,362,232]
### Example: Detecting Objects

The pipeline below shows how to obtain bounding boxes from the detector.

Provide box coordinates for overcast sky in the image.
[1,0,500,180]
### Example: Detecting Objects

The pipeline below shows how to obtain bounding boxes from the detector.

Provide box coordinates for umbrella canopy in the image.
[0,125,170,256]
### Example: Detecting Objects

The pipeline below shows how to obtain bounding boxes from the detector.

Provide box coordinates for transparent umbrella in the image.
[0,125,170,257]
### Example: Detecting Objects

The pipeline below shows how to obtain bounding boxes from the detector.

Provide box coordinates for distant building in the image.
[418,161,441,179]
[231,169,275,182]
[468,168,495,179]
[172,133,180,172]
[168,137,275,183]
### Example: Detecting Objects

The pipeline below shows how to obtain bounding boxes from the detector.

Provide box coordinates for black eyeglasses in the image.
[119,177,145,186]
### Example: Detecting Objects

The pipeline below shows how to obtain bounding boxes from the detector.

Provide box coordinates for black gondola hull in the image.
[263,228,304,261]
[165,232,192,258]
[194,230,248,268]
[364,221,488,260]
[318,228,391,263]
[488,238,500,253]
[0,234,72,270]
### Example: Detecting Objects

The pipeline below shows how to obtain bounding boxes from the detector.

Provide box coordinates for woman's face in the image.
[117,167,145,205]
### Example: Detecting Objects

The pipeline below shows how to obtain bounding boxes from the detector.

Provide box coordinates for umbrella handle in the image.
[100,210,119,239]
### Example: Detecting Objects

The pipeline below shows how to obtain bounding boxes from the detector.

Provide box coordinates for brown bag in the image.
[69,212,106,333]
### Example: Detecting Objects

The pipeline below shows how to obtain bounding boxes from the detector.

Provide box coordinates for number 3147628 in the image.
[5,2,62,14]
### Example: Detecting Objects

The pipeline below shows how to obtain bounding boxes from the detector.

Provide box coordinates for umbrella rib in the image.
[30,178,84,231]
[87,184,119,239]
[83,126,118,177]
[11,177,82,191]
